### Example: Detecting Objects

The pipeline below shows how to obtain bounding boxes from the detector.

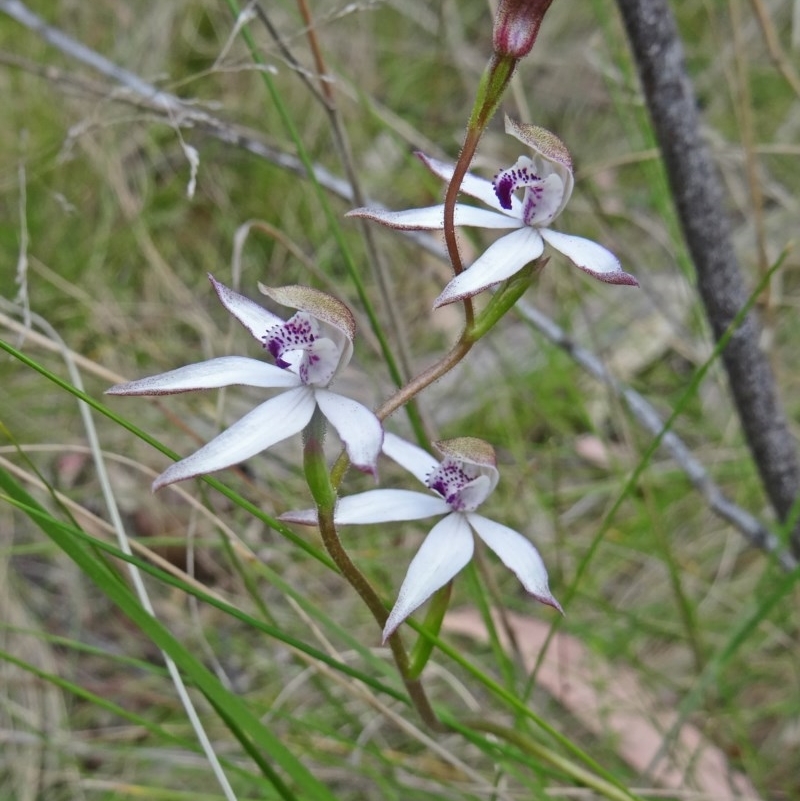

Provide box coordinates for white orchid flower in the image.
[348,116,637,307]
[282,432,561,641]
[107,275,383,490]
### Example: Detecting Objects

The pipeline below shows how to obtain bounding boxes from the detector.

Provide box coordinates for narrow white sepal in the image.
[453,206,523,229]
[346,205,447,230]
[107,357,301,396]
[382,513,474,642]
[335,490,449,524]
[314,389,383,475]
[539,229,638,286]
[434,227,544,307]
[279,491,448,526]
[208,274,283,341]
[152,386,316,490]
[347,205,514,231]
[279,508,318,525]
[466,513,562,612]
[382,432,440,487]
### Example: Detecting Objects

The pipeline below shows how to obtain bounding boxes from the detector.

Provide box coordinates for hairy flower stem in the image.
[375,336,475,423]
[443,53,517,330]
[317,503,444,729]
[304,412,442,728]
[323,50,521,699]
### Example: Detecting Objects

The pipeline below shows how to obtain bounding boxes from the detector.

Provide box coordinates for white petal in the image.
[434,227,544,307]
[279,490,449,526]
[523,172,567,227]
[453,206,524,229]
[347,205,448,230]
[539,229,638,286]
[382,432,440,487]
[417,153,524,218]
[347,204,518,231]
[383,513,474,641]
[454,474,494,512]
[336,490,450,523]
[107,357,301,396]
[466,513,562,611]
[314,389,383,475]
[152,386,315,490]
[208,274,284,341]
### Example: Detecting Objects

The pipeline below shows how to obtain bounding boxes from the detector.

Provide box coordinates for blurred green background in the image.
[1,1,798,799]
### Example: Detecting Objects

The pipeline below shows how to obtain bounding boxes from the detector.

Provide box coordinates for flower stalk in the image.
[313,474,443,730]
[442,0,557,320]
[442,53,516,327]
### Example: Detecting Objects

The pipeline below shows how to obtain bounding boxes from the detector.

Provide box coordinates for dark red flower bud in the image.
[493,0,555,59]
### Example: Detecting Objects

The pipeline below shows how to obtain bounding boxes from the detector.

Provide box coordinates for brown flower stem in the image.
[442,126,480,280]
[315,487,443,729]
[442,135,478,328]
[375,335,475,423]
[329,333,475,492]
[443,52,517,329]
[304,411,442,728]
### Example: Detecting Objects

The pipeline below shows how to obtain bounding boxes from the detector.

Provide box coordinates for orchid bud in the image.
[493,0,555,59]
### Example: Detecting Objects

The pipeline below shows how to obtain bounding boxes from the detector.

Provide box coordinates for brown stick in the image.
[616,0,800,553]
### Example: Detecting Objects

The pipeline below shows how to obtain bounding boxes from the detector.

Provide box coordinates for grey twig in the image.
[0,0,436,232]
[3,0,795,569]
[615,0,800,555]
[0,0,182,112]
[513,300,797,572]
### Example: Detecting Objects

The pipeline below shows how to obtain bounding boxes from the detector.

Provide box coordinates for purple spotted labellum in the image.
[349,116,637,307]
[282,433,561,641]
[107,275,383,490]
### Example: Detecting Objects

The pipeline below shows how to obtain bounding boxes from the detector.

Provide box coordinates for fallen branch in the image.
[616,0,800,555]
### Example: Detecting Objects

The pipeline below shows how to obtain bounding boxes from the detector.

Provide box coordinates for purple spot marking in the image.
[427,459,474,511]
[263,314,316,368]
[493,163,539,211]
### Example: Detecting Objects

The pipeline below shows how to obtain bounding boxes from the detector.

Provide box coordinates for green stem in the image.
[469,53,518,131]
